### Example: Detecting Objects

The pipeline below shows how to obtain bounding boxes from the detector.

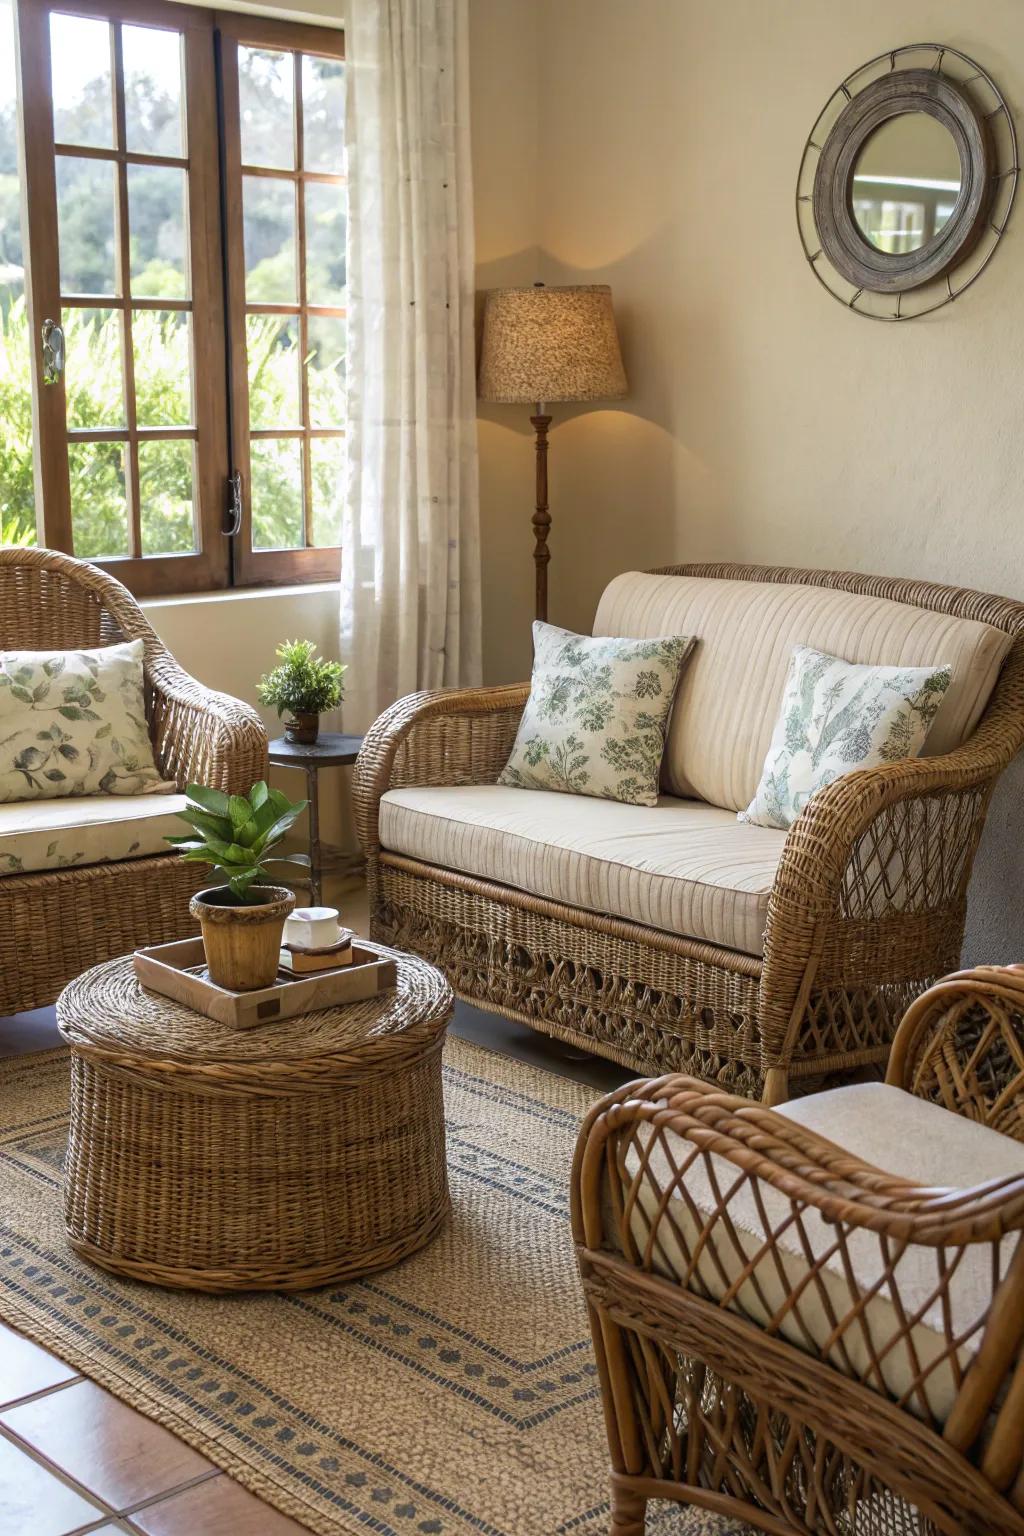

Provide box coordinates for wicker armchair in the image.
[353,564,1024,1102]
[572,964,1024,1535]
[0,548,267,1015]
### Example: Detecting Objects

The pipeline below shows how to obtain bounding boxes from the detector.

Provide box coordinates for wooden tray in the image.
[133,936,398,1029]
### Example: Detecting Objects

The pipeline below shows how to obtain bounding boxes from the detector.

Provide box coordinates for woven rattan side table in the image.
[56,943,453,1292]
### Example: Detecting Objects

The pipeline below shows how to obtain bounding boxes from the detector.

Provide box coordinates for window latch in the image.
[41,319,65,386]
[225,470,243,536]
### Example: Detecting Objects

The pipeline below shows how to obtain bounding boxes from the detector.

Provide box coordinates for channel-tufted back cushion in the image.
[593,572,1013,812]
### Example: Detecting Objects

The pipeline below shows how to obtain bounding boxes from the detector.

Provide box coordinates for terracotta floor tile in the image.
[127,1474,312,1535]
[0,1430,106,1536]
[0,1322,80,1403]
[0,1378,214,1511]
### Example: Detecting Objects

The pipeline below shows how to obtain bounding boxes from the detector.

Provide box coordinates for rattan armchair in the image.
[353,565,1024,1102]
[572,964,1024,1536]
[0,547,267,1015]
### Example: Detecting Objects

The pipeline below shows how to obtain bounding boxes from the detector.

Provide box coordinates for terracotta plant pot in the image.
[284,712,320,745]
[189,885,296,992]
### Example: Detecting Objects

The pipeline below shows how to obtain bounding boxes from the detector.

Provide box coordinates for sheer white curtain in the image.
[340,0,482,732]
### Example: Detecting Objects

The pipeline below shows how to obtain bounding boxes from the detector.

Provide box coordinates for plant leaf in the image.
[185,783,231,818]
[249,780,270,811]
[233,816,260,847]
[250,806,305,854]
[174,807,234,842]
[228,794,252,830]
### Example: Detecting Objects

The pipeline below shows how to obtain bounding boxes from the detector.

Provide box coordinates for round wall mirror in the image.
[796,45,1017,320]
[851,112,962,254]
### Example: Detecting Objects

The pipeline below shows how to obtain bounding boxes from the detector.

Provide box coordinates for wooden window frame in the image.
[13,0,344,596]
[17,0,232,597]
[217,11,344,588]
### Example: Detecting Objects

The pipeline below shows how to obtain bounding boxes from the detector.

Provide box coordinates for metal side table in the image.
[268,732,364,905]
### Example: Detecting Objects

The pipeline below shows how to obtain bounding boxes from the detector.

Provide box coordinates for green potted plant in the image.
[165,781,308,991]
[257,639,346,745]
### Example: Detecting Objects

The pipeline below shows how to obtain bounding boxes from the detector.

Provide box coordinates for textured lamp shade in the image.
[478,284,627,404]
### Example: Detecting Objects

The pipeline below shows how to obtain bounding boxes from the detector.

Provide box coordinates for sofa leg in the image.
[762,1066,789,1106]
[610,1481,647,1534]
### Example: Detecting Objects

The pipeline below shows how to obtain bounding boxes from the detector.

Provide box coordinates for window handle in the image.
[41,319,65,385]
[225,470,243,536]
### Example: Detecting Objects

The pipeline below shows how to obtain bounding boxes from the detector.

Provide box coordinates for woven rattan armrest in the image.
[144,649,268,794]
[352,683,529,853]
[759,723,1024,1083]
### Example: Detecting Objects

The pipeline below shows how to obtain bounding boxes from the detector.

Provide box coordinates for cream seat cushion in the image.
[0,792,188,875]
[595,573,1013,812]
[625,1083,1024,1424]
[379,785,787,956]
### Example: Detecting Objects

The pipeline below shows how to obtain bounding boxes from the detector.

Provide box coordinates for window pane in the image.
[0,0,35,546]
[133,310,192,425]
[56,156,118,295]
[128,165,187,298]
[301,56,344,174]
[250,438,302,549]
[310,437,342,547]
[239,47,293,170]
[50,14,113,149]
[123,25,183,159]
[304,181,345,307]
[69,439,129,558]
[246,314,299,428]
[139,438,195,555]
[64,309,124,428]
[243,176,295,302]
[306,315,345,427]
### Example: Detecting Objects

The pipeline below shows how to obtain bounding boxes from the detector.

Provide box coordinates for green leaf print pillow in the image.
[739,644,952,830]
[499,621,695,806]
[0,639,172,802]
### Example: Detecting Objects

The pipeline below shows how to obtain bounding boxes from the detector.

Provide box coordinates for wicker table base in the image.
[56,944,453,1292]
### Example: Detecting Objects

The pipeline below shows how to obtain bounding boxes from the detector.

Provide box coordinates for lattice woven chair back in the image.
[889,964,1024,1141]
[0,546,145,652]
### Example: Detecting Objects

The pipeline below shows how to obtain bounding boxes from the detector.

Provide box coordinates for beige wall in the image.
[470,0,1024,961]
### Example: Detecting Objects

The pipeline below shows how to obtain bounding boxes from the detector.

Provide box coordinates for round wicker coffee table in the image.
[56,943,453,1292]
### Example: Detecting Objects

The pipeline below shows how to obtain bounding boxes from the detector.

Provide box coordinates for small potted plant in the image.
[166,781,309,991]
[257,639,346,745]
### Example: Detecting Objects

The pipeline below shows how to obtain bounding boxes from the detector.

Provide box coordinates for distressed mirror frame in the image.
[796,45,1018,321]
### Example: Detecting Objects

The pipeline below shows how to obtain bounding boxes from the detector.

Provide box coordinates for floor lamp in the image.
[477,284,627,624]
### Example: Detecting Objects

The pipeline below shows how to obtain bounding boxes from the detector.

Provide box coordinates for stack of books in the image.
[279,927,355,976]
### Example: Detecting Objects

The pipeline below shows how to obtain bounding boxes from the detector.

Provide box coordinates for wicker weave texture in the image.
[571,967,1024,1535]
[0,548,268,1015]
[353,563,1024,1100]
[57,945,454,1291]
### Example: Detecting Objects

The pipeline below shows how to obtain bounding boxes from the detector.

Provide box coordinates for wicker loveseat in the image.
[354,564,1024,1102]
[572,964,1024,1535]
[0,547,267,1016]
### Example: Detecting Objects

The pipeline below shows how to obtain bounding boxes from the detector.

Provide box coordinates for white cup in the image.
[283,906,340,950]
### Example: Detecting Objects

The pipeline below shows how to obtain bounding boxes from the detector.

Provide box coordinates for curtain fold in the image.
[340,0,482,733]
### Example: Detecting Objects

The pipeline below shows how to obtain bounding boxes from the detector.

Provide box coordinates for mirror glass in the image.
[851,112,961,254]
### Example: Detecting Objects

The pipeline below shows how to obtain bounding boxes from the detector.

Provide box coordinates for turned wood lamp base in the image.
[530,407,552,625]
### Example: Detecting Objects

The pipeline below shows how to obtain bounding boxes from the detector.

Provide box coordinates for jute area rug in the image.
[0,1037,752,1536]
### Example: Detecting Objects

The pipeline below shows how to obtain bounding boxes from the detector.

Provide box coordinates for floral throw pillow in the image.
[739,645,952,831]
[0,639,171,802]
[498,621,695,806]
